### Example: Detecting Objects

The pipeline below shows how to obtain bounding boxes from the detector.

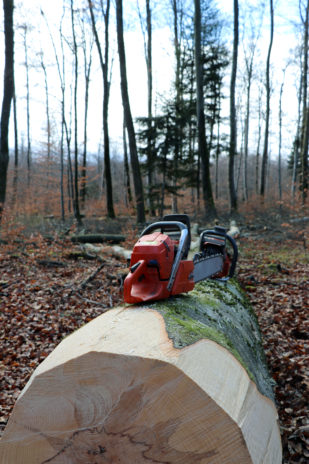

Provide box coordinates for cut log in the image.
[71,233,126,244]
[0,279,282,464]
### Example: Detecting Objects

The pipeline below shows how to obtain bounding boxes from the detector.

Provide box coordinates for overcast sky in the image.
[0,0,305,159]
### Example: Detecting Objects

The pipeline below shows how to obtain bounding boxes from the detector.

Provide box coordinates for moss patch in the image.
[148,279,274,401]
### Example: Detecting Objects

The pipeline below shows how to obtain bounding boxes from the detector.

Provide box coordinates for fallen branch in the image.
[79,262,105,290]
[36,260,67,268]
[71,234,126,244]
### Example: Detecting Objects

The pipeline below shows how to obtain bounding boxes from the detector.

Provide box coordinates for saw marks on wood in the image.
[1,353,251,463]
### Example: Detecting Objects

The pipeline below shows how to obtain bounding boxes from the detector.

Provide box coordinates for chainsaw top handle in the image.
[139,220,190,292]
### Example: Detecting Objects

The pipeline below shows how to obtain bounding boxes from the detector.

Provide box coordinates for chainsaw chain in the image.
[193,249,224,265]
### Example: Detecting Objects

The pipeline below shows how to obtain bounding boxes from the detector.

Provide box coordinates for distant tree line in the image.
[0,0,308,224]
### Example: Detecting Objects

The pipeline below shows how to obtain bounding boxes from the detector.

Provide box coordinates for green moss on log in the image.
[149,279,274,401]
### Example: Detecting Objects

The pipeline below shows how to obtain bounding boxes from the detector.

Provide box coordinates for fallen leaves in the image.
[0,231,308,463]
[0,233,125,432]
[238,237,308,464]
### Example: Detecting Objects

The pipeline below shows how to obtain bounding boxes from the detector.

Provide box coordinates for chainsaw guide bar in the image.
[123,214,238,304]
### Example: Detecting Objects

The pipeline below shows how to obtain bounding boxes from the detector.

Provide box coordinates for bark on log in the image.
[71,234,125,244]
[0,279,282,464]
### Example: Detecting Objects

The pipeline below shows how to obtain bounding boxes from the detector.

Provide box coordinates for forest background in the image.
[0,0,308,224]
[0,1,308,462]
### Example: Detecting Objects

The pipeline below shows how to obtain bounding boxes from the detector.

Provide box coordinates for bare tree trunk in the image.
[171,0,182,214]
[300,0,309,205]
[215,120,220,200]
[194,0,216,218]
[260,0,274,198]
[0,0,14,219]
[243,67,252,201]
[137,0,155,215]
[71,0,82,226]
[41,57,51,160]
[22,26,31,187]
[291,64,302,201]
[88,0,115,218]
[123,121,132,207]
[12,83,18,206]
[278,68,287,204]
[80,22,93,208]
[41,8,66,219]
[146,0,155,215]
[40,54,51,212]
[229,0,239,213]
[116,0,145,223]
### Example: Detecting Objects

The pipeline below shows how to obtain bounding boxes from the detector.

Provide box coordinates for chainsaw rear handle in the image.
[200,226,238,279]
[139,221,190,292]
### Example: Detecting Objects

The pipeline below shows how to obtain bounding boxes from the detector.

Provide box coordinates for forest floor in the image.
[0,214,308,462]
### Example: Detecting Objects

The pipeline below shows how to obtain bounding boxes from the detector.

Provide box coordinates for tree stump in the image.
[0,279,282,463]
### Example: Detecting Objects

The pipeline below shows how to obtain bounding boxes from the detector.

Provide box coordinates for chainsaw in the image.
[123,214,238,304]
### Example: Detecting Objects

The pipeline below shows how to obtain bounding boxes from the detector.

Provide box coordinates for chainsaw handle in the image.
[140,221,187,237]
[225,234,238,278]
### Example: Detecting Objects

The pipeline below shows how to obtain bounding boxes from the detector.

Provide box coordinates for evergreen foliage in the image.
[136,0,228,215]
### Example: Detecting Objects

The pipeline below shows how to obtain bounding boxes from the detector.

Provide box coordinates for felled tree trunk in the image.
[0,279,282,464]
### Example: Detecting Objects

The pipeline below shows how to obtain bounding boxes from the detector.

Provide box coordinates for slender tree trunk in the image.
[171,0,182,214]
[71,0,82,225]
[300,0,309,204]
[88,0,115,218]
[194,0,216,218]
[146,0,155,215]
[41,58,50,160]
[41,8,66,218]
[116,0,145,223]
[243,69,252,201]
[260,0,274,198]
[229,0,239,213]
[22,26,31,187]
[123,121,132,207]
[291,65,303,201]
[81,40,91,208]
[60,109,65,221]
[41,55,51,211]
[215,119,220,200]
[255,85,263,195]
[278,70,286,204]
[12,84,18,206]
[0,0,14,219]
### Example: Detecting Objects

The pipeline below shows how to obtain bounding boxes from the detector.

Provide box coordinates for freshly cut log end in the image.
[0,282,282,464]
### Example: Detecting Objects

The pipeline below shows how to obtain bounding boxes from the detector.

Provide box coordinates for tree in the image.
[260,0,274,198]
[0,0,14,219]
[70,0,82,225]
[241,4,264,201]
[21,24,31,186]
[299,0,309,204]
[88,0,115,218]
[115,0,145,223]
[137,0,155,215]
[194,0,216,217]
[229,0,239,213]
[80,14,93,208]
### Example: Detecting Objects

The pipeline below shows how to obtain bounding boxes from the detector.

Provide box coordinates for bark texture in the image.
[0,0,14,217]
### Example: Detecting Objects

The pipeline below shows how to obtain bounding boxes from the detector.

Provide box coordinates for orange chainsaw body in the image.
[123,231,194,304]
